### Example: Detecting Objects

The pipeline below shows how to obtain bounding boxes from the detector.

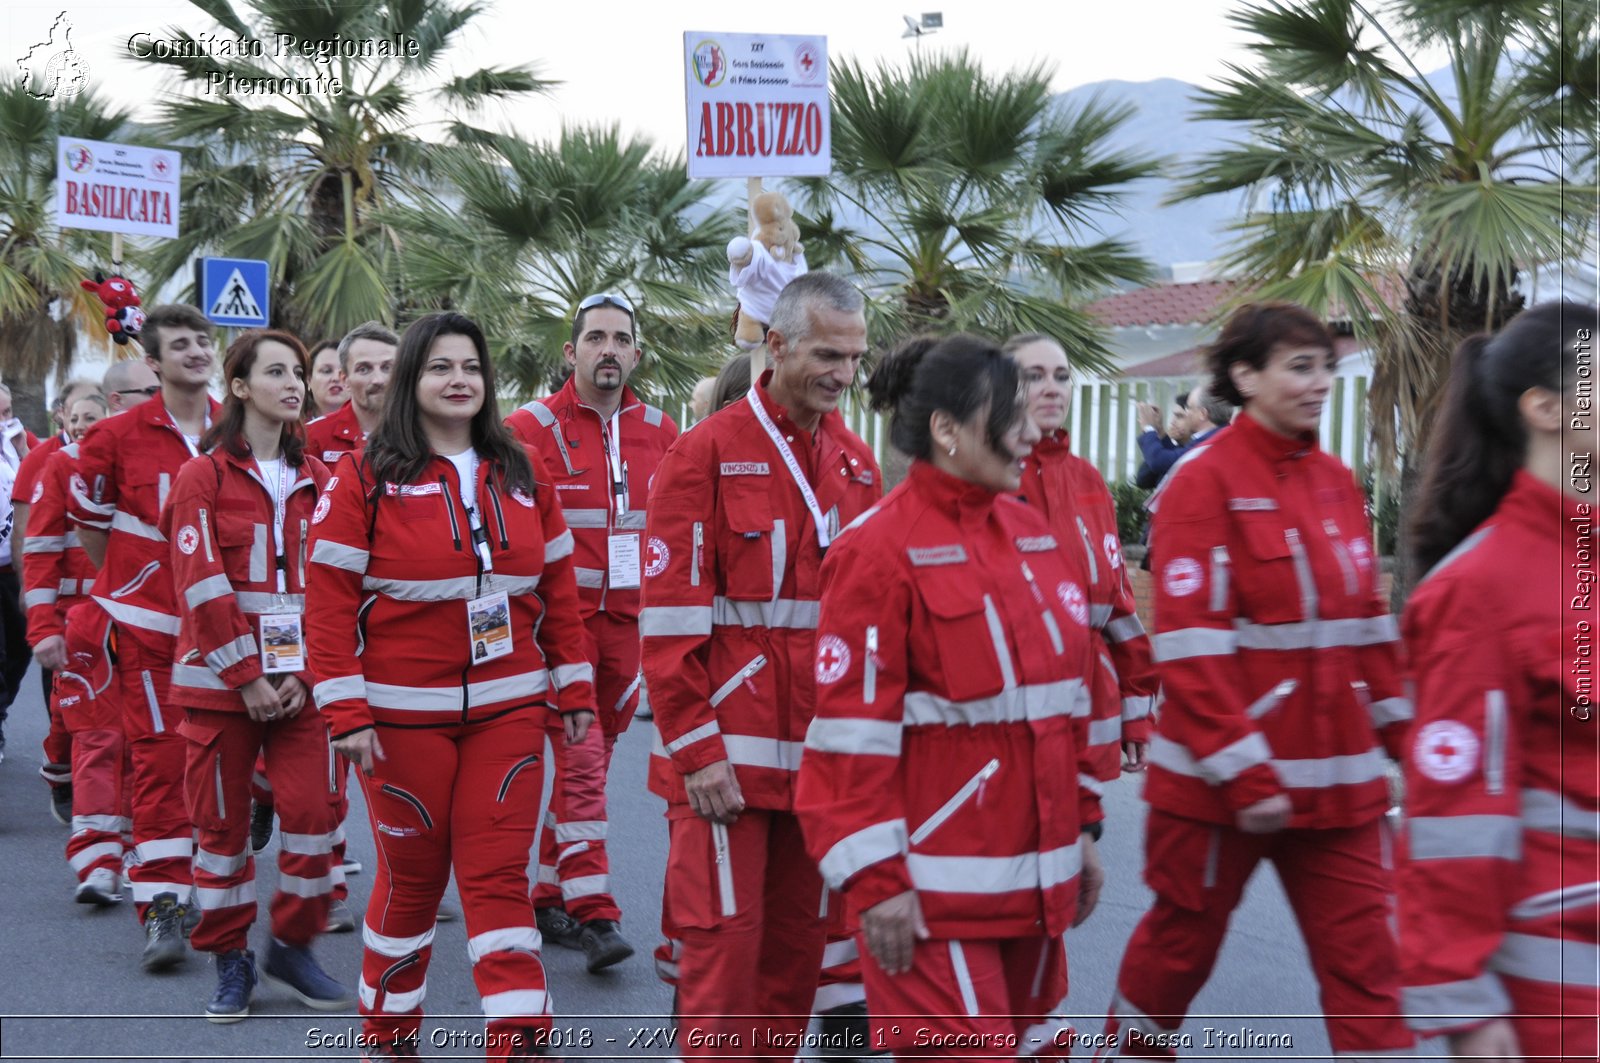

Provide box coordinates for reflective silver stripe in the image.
[280,831,337,856]
[1509,881,1600,922]
[949,941,980,1017]
[722,734,804,771]
[363,924,436,957]
[1490,933,1600,988]
[278,872,337,897]
[128,880,193,903]
[1147,732,1272,784]
[361,573,540,602]
[616,511,647,530]
[819,820,908,888]
[1484,690,1507,796]
[711,596,819,630]
[821,937,859,968]
[194,847,248,876]
[1369,696,1413,728]
[359,978,427,1013]
[481,989,548,1018]
[902,679,1088,728]
[249,524,268,583]
[22,535,65,553]
[136,838,194,862]
[92,596,181,635]
[641,605,713,637]
[1152,627,1237,661]
[643,404,665,427]
[555,821,606,843]
[806,717,902,757]
[58,578,82,596]
[1087,715,1122,747]
[110,510,164,542]
[1209,545,1230,613]
[522,401,557,427]
[172,663,230,690]
[1408,815,1522,861]
[545,529,575,563]
[23,588,57,608]
[1078,773,1104,797]
[908,842,1083,893]
[236,591,304,613]
[1041,610,1064,655]
[613,672,642,712]
[1285,528,1317,618]
[314,674,366,707]
[1104,613,1146,644]
[553,662,593,688]
[64,528,82,548]
[562,509,610,529]
[68,841,123,871]
[660,720,721,756]
[560,874,608,901]
[365,670,549,712]
[311,539,369,573]
[205,633,258,672]
[573,567,605,588]
[1088,603,1114,629]
[1273,748,1388,788]
[1122,695,1152,722]
[467,926,541,964]
[710,655,767,708]
[1245,679,1299,720]
[1234,615,1400,651]
[1401,973,1511,1031]
[196,883,257,909]
[981,595,1018,689]
[184,574,234,610]
[73,814,131,833]
[1523,788,1600,839]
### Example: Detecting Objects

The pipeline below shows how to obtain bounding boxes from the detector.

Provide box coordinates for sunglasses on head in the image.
[116,385,161,397]
[577,292,634,316]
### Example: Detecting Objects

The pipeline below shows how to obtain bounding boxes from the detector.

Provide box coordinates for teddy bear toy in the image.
[727,190,808,349]
[81,271,145,345]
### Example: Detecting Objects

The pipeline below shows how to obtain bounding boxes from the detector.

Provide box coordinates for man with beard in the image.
[506,293,679,973]
[304,322,396,464]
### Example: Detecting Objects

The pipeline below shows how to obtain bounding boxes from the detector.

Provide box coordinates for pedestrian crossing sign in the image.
[197,256,270,328]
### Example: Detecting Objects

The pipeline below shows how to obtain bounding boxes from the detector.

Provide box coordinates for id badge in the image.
[466,590,513,664]
[607,533,641,589]
[259,614,305,674]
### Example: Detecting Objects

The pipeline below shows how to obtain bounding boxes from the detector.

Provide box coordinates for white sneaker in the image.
[75,867,122,907]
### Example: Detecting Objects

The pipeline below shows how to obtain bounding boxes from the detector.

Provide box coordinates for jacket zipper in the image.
[141,669,164,734]
[327,736,338,795]
[298,518,308,590]
[1076,516,1099,583]
[1245,678,1298,720]
[910,759,1000,845]
[485,484,510,549]
[1209,546,1230,613]
[1284,528,1318,619]
[863,626,879,704]
[199,508,215,564]
[215,755,227,818]
[691,522,703,587]
[1484,690,1507,795]
[1323,519,1358,595]
[712,821,736,916]
[439,475,462,550]
[1019,561,1064,654]
[710,654,768,708]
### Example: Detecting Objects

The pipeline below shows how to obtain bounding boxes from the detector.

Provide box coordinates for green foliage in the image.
[1108,480,1153,545]
[1362,472,1401,557]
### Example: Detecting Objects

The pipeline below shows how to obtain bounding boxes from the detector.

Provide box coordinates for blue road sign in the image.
[197,257,270,328]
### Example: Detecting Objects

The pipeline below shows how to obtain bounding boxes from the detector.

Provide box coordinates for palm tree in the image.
[792,49,1157,373]
[0,81,135,429]
[132,0,555,340]
[386,125,740,402]
[1170,0,1597,598]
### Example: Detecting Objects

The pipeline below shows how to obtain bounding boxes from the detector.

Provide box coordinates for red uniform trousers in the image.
[252,750,352,902]
[1503,969,1598,1063]
[116,641,195,920]
[533,610,640,923]
[179,705,339,954]
[59,675,133,885]
[40,667,73,793]
[666,808,827,1059]
[860,935,1071,1060]
[1100,810,1412,1058]
[815,923,866,1013]
[355,710,554,1054]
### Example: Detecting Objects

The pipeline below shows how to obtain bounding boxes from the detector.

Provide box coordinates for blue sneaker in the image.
[206,948,256,1024]
[262,938,353,1011]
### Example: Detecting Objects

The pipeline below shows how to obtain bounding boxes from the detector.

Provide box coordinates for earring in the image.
[948,444,957,457]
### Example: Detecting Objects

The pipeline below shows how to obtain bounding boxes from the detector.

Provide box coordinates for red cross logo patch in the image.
[1412,720,1479,783]
[815,634,851,685]
[645,536,670,578]
[1056,581,1090,627]
[176,525,200,555]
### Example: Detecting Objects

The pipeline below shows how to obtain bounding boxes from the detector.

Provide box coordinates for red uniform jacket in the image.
[11,432,67,506]
[1019,431,1158,779]
[21,443,97,645]
[306,448,595,737]
[1398,472,1600,1031]
[304,403,366,466]
[795,462,1103,938]
[68,396,222,652]
[1145,411,1409,828]
[505,379,679,619]
[641,375,881,811]
[160,449,330,711]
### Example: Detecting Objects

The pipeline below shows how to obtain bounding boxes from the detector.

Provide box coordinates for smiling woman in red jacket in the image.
[1006,333,1158,779]
[796,334,1105,1059]
[1100,303,1413,1059]
[306,312,596,1063]
[1399,301,1599,1063]
[162,330,348,1023]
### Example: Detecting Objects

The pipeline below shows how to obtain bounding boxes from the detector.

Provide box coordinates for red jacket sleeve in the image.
[527,448,595,716]
[161,458,263,691]
[640,432,727,775]
[67,420,117,531]
[1347,480,1412,758]
[21,455,71,645]
[1149,463,1283,812]
[1397,574,1520,1033]
[305,455,377,737]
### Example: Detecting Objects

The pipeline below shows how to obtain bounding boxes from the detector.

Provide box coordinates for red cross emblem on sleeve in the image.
[1412,720,1479,783]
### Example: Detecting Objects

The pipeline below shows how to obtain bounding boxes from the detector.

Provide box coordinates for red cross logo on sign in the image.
[1412,720,1479,783]
[815,634,851,685]
[645,536,670,578]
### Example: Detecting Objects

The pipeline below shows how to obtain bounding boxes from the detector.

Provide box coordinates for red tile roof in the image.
[1119,335,1365,379]
[1087,280,1245,328]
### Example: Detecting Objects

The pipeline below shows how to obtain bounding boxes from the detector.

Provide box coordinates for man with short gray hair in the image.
[305,321,398,463]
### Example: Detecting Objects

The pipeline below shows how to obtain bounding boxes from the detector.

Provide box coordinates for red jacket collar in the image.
[1502,469,1586,540]
[1233,409,1316,462]
[137,392,222,430]
[551,376,643,422]
[752,369,845,444]
[908,459,1001,516]
[1033,430,1071,461]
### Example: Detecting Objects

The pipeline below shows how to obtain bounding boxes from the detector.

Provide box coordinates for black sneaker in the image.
[325,898,357,934]
[261,938,353,1010]
[535,906,582,951]
[49,780,72,826]
[206,948,257,1024]
[181,899,201,938]
[578,918,634,973]
[818,999,880,1059]
[250,800,275,853]
[141,892,188,972]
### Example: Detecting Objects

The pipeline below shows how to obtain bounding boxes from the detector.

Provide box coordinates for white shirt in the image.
[444,449,478,513]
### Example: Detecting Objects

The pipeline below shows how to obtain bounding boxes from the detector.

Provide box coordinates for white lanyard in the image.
[461,452,494,573]
[745,388,830,551]
[257,456,292,594]
[169,412,210,457]
[599,409,630,516]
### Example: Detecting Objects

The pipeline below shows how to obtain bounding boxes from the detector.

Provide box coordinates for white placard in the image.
[684,31,830,179]
[56,137,182,239]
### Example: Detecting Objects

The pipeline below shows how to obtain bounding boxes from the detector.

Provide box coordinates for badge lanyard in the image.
[463,452,494,573]
[172,411,211,458]
[745,388,830,551]
[604,411,628,516]
[260,456,293,606]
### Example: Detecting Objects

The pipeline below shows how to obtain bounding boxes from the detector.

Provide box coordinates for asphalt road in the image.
[0,661,1432,1061]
